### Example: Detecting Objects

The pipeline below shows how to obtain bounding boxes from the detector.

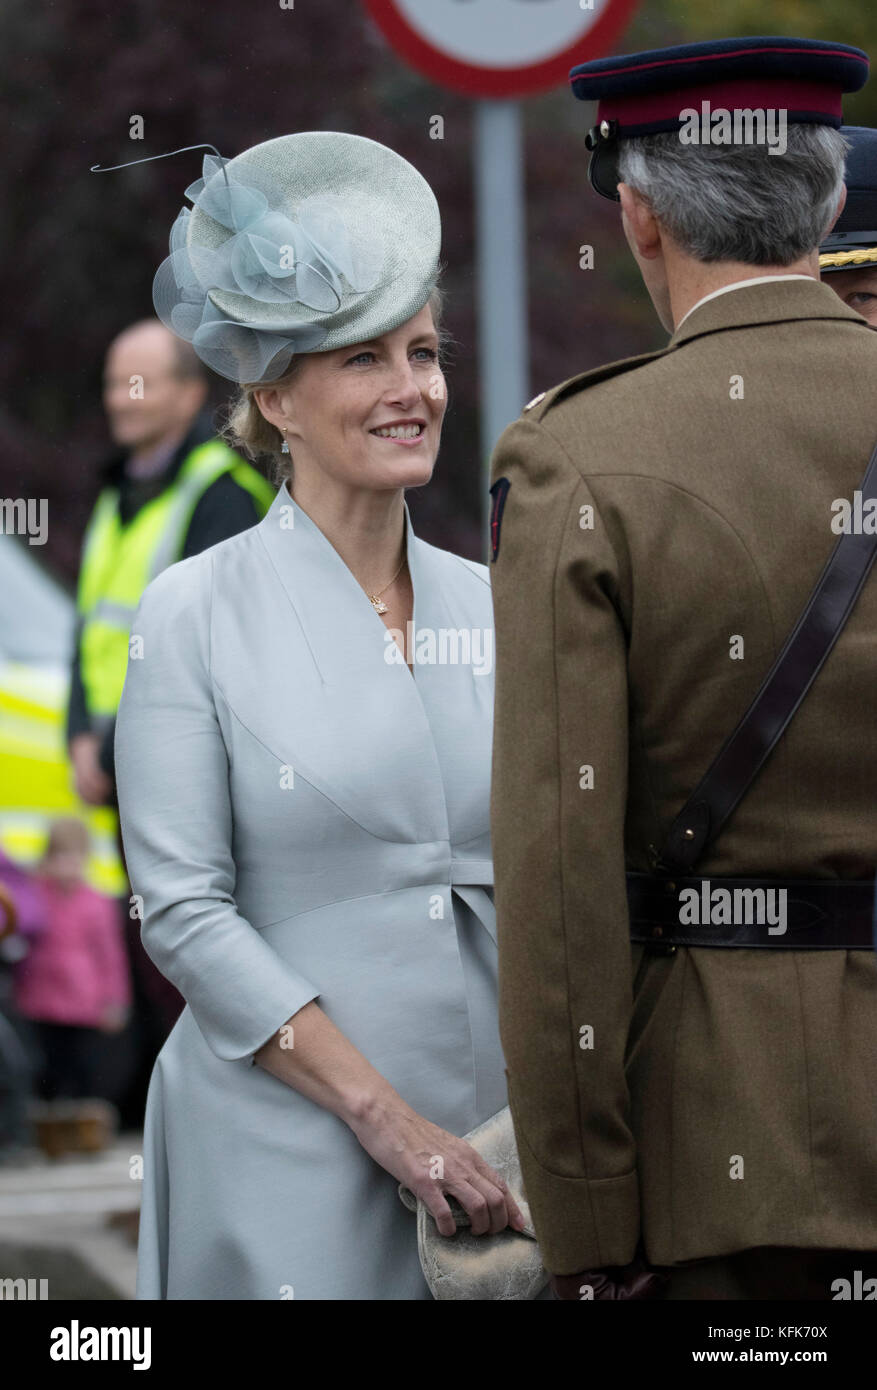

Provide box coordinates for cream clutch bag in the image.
[398,1105,550,1299]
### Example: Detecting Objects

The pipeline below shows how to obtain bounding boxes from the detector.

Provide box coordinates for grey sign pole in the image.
[474,98,529,556]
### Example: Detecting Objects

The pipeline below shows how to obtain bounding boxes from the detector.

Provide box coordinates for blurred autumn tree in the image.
[1,0,874,578]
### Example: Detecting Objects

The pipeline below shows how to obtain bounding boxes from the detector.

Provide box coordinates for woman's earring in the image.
[280,428,290,456]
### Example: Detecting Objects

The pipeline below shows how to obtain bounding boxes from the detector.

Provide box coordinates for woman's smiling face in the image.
[256,303,447,493]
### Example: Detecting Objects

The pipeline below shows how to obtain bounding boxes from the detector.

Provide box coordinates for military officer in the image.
[489,37,877,1300]
[820,126,877,326]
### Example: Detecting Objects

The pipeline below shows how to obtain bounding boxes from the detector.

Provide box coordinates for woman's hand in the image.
[347,1093,527,1237]
[255,1002,527,1237]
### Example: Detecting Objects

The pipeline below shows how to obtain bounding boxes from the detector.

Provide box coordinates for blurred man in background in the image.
[67,318,275,804]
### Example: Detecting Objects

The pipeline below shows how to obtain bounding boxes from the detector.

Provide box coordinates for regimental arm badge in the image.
[489,477,511,563]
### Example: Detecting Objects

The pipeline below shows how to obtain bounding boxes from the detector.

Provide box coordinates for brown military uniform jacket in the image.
[488,278,877,1275]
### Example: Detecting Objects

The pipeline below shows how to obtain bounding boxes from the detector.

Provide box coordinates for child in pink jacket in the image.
[13,817,131,1100]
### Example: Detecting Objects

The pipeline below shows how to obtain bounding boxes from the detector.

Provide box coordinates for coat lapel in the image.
[401,533,496,852]
[213,481,451,843]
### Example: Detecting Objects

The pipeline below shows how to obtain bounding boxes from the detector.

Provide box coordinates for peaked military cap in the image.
[570,36,870,201]
[820,126,877,273]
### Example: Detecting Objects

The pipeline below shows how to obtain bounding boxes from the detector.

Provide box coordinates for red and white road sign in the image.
[363,0,639,98]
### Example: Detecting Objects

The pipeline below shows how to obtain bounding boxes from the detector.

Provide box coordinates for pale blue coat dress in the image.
[113,480,507,1300]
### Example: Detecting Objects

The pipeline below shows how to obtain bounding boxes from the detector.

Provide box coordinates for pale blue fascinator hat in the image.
[149,132,442,384]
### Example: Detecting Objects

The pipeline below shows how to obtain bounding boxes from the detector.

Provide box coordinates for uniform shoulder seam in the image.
[523,346,670,423]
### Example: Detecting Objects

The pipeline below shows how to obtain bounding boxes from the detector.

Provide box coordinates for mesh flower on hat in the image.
[152,153,388,383]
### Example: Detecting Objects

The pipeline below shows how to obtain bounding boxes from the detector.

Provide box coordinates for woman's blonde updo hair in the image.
[221,283,448,487]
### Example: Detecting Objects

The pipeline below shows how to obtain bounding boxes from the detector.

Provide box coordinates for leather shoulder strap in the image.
[659,440,877,874]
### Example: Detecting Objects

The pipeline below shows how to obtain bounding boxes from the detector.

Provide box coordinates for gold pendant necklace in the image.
[368,553,407,614]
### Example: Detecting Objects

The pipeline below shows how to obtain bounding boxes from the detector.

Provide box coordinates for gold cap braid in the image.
[819,246,877,269]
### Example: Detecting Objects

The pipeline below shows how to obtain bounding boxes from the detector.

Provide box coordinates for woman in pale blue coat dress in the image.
[113,132,523,1299]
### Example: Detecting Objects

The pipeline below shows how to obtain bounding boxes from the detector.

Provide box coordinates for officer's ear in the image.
[618,182,662,260]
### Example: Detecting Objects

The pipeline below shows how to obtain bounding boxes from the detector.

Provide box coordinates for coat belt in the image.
[627,872,875,949]
[449,864,496,948]
[449,859,493,886]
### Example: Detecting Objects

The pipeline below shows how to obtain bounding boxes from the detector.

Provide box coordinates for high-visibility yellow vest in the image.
[0,662,126,895]
[77,440,275,720]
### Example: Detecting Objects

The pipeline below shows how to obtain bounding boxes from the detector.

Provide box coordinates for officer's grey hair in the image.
[617,124,848,265]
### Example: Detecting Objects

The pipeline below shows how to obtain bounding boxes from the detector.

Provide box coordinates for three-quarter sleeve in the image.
[114,555,320,1063]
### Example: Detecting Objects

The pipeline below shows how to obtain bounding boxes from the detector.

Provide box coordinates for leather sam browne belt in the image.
[627,873,875,950]
[628,437,877,951]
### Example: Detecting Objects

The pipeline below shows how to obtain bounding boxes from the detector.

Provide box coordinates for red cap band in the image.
[598,78,843,130]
